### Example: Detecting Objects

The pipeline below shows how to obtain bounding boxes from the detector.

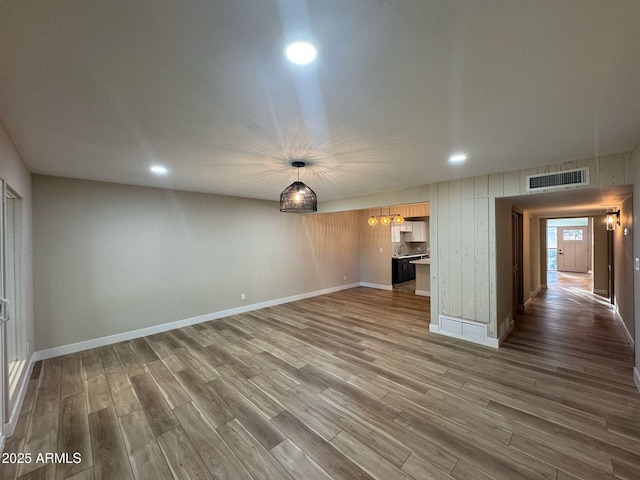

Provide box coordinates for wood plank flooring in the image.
[2,278,639,480]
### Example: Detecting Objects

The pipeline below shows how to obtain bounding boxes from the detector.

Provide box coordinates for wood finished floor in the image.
[2,278,639,480]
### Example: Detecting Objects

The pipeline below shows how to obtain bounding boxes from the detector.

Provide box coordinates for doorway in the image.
[0,183,27,436]
[556,226,589,272]
[546,218,592,274]
[512,211,524,317]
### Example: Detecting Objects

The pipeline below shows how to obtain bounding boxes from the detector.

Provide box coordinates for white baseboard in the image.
[33,282,362,361]
[531,285,541,297]
[415,290,430,297]
[614,307,635,347]
[634,367,640,394]
[526,285,542,308]
[593,288,608,295]
[360,283,393,291]
[430,315,499,349]
[499,315,514,346]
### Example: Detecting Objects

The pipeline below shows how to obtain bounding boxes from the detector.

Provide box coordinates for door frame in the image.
[607,228,615,303]
[512,211,524,317]
[0,179,5,444]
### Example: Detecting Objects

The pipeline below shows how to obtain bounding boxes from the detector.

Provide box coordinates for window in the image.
[562,229,583,241]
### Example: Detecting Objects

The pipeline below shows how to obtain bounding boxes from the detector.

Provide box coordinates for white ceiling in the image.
[1,1,639,205]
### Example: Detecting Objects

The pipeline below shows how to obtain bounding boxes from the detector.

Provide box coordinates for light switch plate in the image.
[635,258,639,271]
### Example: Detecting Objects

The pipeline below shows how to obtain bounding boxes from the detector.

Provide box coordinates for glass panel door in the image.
[4,187,26,417]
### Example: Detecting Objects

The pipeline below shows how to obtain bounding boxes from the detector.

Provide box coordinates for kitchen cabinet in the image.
[392,257,417,284]
[406,221,427,242]
[391,224,401,242]
[400,221,413,232]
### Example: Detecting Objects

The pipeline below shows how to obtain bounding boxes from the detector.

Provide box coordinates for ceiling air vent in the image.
[526,167,589,192]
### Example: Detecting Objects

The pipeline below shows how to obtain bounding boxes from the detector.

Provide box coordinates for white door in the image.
[557,226,589,273]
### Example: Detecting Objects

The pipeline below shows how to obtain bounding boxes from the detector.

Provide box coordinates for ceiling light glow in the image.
[285,41,317,65]
[150,165,169,175]
[449,153,467,163]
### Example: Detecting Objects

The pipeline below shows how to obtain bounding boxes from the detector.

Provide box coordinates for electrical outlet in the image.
[241,293,246,300]
[343,275,347,281]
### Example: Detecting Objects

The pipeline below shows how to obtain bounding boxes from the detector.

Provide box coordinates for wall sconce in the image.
[606,210,620,231]
[367,207,404,226]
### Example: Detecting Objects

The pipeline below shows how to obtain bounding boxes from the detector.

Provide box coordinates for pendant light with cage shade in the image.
[280,161,317,213]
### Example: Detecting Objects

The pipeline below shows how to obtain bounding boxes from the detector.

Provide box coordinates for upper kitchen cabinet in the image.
[391,224,401,242]
[400,221,413,232]
[406,221,427,242]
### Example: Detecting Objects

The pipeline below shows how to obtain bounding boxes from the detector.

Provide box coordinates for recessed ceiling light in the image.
[285,41,317,65]
[449,153,467,164]
[150,165,169,175]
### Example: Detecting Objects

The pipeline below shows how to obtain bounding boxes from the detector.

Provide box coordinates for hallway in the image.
[507,271,635,383]
[503,271,639,477]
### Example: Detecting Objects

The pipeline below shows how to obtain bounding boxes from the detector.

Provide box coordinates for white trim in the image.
[0,433,4,454]
[415,290,430,297]
[614,307,635,347]
[360,283,393,291]
[4,355,36,437]
[593,288,608,296]
[430,316,499,349]
[499,315,515,346]
[33,283,361,361]
[528,285,541,304]
[634,367,640,394]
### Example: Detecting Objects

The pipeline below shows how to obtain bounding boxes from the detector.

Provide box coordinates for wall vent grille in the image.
[526,168,589,192]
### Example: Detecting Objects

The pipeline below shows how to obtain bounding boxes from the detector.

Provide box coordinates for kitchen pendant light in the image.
[280,161,317,213]
[367,207,404,226]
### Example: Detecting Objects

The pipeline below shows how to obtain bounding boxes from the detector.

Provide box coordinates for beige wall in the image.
[615,195,635,341]
[359,208,393,287]
[495,199,513,338]
[0,123,33,390]
[33,175,361,350]
[632,143,640,381]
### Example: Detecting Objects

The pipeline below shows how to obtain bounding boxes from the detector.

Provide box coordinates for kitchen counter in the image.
[409,258,430,265]
[410,260,431,296]
[391,254,429,284]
